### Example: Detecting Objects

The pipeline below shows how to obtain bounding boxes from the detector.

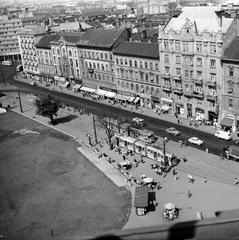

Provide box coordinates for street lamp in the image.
[163,137,169,166]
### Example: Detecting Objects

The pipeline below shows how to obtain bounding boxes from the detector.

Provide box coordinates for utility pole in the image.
[92,115,98,144]
[1,68,6,85]
[17,89,23,113]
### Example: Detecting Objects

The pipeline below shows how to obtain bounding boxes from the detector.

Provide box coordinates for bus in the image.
[2,60,13,66]
[16,64,23,72]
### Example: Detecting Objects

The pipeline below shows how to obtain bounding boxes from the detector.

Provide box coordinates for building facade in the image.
[77,28,130,92]
[0,16,22,61]
[50,31,85,85]
[18,24,46,78]
[158,7,233,121]
[221,38,239,132]
[113,41,160,108]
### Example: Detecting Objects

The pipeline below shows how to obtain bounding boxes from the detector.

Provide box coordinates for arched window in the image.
[151,87,154,94]
[131,83,134,90]
[97,63,100,69]
[126,82,129,88]
[118,80,120,86]
[101,64,104,71]
[136,84,139,92]
[69,50,72,57]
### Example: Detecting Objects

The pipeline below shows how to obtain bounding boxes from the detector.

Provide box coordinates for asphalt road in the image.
[0,64,234,156]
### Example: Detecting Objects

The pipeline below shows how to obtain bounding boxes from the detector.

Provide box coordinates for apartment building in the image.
[35,34,57,83]
[221,38,239,132]
[113,41,160,108]
[50,31,85,85]
[0,16,22,61]
[77,28,130,93]
[18,24,46,78]
[158,6,233,121]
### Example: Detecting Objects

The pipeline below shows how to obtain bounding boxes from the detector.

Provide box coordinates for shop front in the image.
[175,103,184,116]
[208,111,218,123]
[221,113,235,132]
[195,107,205,121]
[187,103,192,118]
[54,76,66,85]
[161,97,173,115]
[151,96,160,109]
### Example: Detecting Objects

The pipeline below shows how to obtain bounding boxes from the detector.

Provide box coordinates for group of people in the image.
[163,208,179,221]
[151,162,169,178]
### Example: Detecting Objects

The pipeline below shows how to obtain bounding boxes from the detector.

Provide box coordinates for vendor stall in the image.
[134,186,149,216]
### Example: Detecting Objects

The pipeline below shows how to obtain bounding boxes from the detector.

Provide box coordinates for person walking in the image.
[235,178,238,185]
[174,173,178,180]
[188,190,191,198]
[202,177,206,184]
[205,148,209,154]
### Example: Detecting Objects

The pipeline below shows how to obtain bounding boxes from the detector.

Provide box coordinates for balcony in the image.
[194,78,203,84]
[173,74,182,81]
[207,81,216,87]
[193,91,204,99]
[184,92,194,97]
[162,85,172,91]
[173,87,183,94]
[206,94,218,101]
[163,73,170,79]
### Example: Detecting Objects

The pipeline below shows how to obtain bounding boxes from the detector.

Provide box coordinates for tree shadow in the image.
[54,114,78,125]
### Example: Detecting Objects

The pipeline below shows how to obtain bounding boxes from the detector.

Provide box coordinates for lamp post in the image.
[163,137,169,166]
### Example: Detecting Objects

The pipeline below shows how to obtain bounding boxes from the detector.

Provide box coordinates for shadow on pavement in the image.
[55,114,78,125]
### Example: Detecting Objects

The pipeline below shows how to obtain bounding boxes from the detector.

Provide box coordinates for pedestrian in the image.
[235,178,238,185]
[188,190,191,198]
[123,155,126,161]
[173,169,176,176]
[187,173,191,180]
[177,119,180,124]
[183,157,187,162]
[205,148,209,154]
[202,177,206,184]
[174,173,178,180]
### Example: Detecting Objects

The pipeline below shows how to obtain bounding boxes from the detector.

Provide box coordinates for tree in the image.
[96,107,126,145]
[34,94,60,125]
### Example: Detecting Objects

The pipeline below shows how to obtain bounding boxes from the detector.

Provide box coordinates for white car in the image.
[30,81,37,86]
[188,137,204,146]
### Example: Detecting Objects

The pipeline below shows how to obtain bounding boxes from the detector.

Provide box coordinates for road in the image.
[0,64,234,157]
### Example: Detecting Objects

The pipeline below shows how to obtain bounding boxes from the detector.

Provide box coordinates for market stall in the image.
[134,186,149,216]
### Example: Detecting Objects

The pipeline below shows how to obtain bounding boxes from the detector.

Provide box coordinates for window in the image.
[185,70,189,78]
[210,59,216,68]
[131,83,134,90]
[112,77,114,82]
[196,42,202,52]
[98,74,101,80]
[120,59,123,65]
[155,63,158,70]
[176,68,181,75]
[116,58,119,65]
[136,84,139,91]
[164,41,169,49]
[183,42,189,52]
[145,62,148,69]
[229,68,234,77]
[210,44,216,54]
[129,60,132,67]
[229,99,233,107]
[140,61,143,68]
[197,58,202,66]
[210,73,216,82]
[165,66,169,73]
[105,53,107,60]
[156,75,159,84]
[150,62,153,70]
[165,54,169,63]
[69,50,72,57]
[145,73,148,82]
[176,55,181,64]
[175,41,180,51]
[185,84,189,92]
[190,70,193,79]
[197,71,202,79]
[135,61,137,68]
[184,57,189,65]
[125,59,128,66]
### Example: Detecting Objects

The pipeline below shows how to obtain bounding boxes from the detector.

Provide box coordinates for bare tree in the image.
[95,107,126,145]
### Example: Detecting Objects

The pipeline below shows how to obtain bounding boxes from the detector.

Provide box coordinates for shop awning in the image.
[61,82,70,88]
[128,96,135,102]
[114,94,122,100]
[105,91,116,98]
[80,86,96,93]
[95,89,107,96]
[73,84,82,90]
[134,186,149,208]
[114,94,130,101]
[161,105,170,111]
[133,97,140,104]
[220,118,234,127]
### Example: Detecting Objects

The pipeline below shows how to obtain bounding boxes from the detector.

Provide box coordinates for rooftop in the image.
[165,6,233,33]
[113,41,159,59]
[35,34,57,49]
[51,31,85,44]
[222,38,239,61]
[77,28,125,49]
[18,24,46,36]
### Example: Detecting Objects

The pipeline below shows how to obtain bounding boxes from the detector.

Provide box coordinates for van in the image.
[16,64,23,72]
[2,60,12,66]
[215,130,232,140]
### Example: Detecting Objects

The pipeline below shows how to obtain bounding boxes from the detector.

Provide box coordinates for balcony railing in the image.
[184,92,194,97]
[163,73,170,79]
[194,78,203,84]
[173,87,183,94]
[193,91,204,99]
[162,85,172,91]
[206,94,218,101]
[173,74,182,81]
[207,81,216,87]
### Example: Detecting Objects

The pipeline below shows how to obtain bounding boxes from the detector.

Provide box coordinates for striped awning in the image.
[80,86,96,93]
[128,96,135,102]
[105,91,116,98]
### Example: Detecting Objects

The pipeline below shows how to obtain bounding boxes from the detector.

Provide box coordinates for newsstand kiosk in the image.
[134,186,149,216]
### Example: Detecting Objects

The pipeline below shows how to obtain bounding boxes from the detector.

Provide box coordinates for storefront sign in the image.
[161,97,173,103]
[100,87,117,93]
[117,91,135,96]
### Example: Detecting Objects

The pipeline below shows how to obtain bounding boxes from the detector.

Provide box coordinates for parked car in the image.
[215,130,232,140]
[188,137,204,146]
[132,117,147,128]
[166,127,181,136]
[30,81,37,86]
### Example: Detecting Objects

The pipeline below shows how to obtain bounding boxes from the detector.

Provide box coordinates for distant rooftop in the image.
[18,24,46,35]
[222,38,239,61]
